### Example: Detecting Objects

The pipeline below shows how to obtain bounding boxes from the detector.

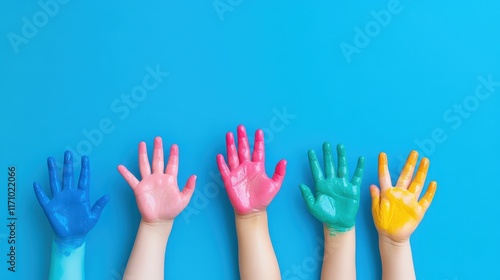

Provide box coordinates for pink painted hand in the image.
[118,137,196,223]
[216,125,287,215]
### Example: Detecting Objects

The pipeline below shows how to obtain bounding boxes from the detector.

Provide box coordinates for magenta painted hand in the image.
[216,125,287,215]
[118,137,196,223]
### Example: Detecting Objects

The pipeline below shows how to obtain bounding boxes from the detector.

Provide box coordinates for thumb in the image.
[299,184,315,209]
[181,175,197,207]
[271,159,287,187]
[91,195,110,220]
[33,182,50,210]
[370,185,380,213]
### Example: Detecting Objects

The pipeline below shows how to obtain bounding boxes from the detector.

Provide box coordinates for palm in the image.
[217,125,287,215]
[309,178,360,230]
[33,152,110,243]
[118,137,196,224]
[45,189,97,238]
[300,143,364,233]
[375,188,424,242]
[134,173,186,221]
[371,151,437,243]
[226,162,280,213]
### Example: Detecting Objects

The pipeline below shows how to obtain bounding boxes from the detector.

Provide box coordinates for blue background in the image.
[1,0,499,279]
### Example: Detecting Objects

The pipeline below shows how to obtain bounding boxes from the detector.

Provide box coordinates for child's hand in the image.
[299,142,364,234]
[216,125,286,215]
[370,151,437,243]
[118,137,196,224]
[33,152,110,247]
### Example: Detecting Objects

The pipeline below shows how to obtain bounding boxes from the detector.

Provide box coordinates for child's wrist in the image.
[323,223,354,236]
[323,226,355,249]
[235,210,267,222]
[140,219,173,233]
[234,210,269,233]
[53,236,86,250]
[379,234,410,248]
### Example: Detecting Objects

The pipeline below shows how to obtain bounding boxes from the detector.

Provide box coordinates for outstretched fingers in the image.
[181,175,197,206]
[378,153,392,191]
[419,181,437,212]
[351,157,365,186]
[396,151,418,189]
[62,151,74,190]
[117,165,140,189]
[323,142,335,178]
[370,184,381,212]
[237,125,251,163]
[47,157,61,195]
[165,144,179,176]
[252,129,265,163]
[78,156,90,191]
[216,154,231,182]
[299,184,315,208]
[337,144,349,178]
[33,182,50,208]
[226,132,239,170]
[308,150,324,182]
[91,195,111,220]
[138,141,151,178]
[152,137,165,174]
[409,157,430,197]
[271,159,287,187]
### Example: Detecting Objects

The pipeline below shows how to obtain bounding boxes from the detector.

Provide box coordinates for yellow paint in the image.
[372,151,437,241]
[396,151,418,187]
[378,153,388,175]
[372,187,424,236]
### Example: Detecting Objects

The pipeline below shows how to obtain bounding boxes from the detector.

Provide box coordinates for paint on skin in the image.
[396,151,418,188]
[372,188,424,235]
[33,151,109,279]
[300,142,365,235]
[117,137,197,223]
[50,240,85,280]
[216,125,287,215]
[372,151,437,237]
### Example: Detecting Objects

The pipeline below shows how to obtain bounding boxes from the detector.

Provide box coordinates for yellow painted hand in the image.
[370,151,437,243]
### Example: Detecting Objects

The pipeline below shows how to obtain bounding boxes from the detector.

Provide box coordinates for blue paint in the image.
[33,151,110,278]
[2,1,500,278]
[49,240,86,280]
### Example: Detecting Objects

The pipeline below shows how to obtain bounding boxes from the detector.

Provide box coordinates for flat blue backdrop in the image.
[1,0,499,279]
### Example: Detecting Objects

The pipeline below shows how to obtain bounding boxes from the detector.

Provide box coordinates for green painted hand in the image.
[299,142,365,234]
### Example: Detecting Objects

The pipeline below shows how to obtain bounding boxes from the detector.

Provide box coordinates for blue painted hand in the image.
[33,151,110,248]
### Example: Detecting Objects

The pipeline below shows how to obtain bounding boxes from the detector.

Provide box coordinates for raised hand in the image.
[118,137,196,223]
[370,151,437,243]
[33,151,110,246]
[299,142,365,234]
[216,125,287,215]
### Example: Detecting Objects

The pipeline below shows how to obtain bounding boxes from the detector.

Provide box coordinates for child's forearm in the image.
[235,211,280,280]
[123,220,173,280]
[321,227,356,280]
[379,236,416,280]
[49,239,85,280]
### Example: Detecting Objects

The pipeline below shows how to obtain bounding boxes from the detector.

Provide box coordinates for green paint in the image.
[299,142,365,234]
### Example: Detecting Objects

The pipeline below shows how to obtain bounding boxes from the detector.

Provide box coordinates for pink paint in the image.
[217,125,287,215]
[118,137,196,222]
